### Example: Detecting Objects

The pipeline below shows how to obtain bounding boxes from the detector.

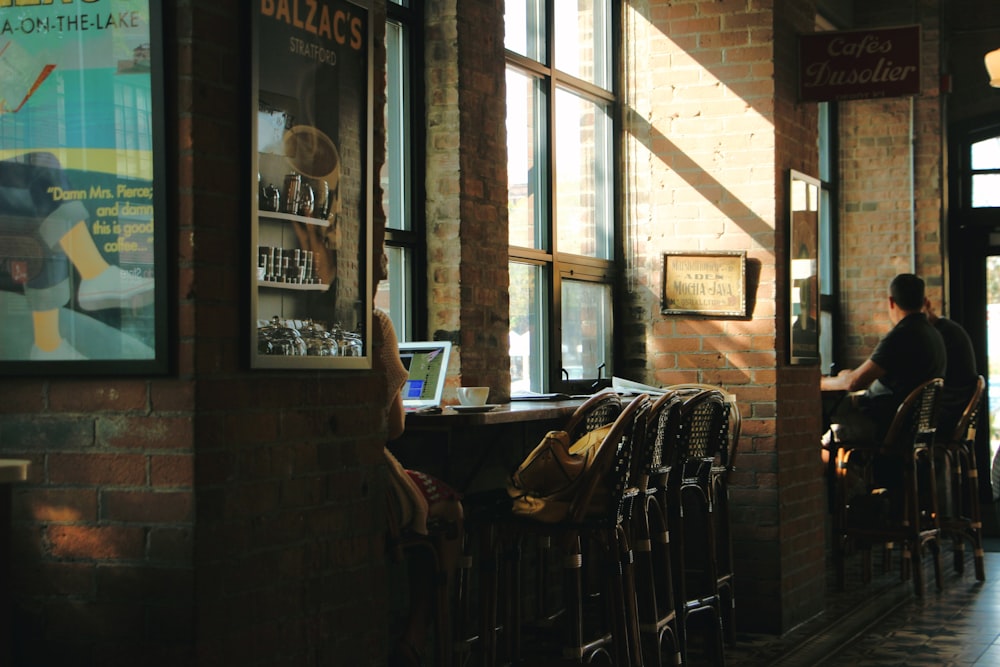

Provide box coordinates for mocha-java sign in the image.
[799,25,921,102]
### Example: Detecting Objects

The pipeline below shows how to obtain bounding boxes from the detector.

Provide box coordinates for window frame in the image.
[506,0,621,394]
[382,0,426,341]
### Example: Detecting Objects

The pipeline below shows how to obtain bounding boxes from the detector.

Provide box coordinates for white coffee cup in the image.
[457,386,490,406]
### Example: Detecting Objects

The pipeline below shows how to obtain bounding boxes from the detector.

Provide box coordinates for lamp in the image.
[986,48,1000,87]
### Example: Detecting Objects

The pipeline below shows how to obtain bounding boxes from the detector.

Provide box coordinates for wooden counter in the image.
[397,399,590,493]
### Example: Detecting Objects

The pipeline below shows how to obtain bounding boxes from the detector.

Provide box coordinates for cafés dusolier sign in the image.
[799,25,920,102]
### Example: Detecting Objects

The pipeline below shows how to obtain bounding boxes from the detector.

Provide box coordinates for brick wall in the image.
[0,2,393,666]
[838,2,944,368]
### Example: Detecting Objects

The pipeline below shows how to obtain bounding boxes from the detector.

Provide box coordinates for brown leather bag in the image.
[506,424,613,522]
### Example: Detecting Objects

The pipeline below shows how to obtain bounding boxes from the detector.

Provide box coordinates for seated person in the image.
[374,305,463,667]
[923,298,978,440]
[821,273,946,452]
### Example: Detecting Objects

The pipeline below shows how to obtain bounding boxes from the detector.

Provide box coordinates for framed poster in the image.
[0,0,168,374]
[661,251,746,317]
[250,0,373,369]
[788,169,821,365]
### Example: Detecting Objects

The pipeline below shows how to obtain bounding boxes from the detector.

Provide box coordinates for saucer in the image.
[451,404,499,413]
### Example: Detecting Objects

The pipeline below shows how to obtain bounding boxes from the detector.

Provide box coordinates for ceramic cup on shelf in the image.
[457,386,490,407]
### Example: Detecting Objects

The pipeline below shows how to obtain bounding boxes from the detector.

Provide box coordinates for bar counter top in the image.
[405,398,589,427]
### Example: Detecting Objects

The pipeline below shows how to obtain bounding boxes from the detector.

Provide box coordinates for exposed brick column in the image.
[425,0,511,402]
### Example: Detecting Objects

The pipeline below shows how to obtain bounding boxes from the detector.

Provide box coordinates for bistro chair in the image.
[668,383,740,646]
[471,390,626,666]
[934,375,987,580]
[630,390,685,667]
[492,394,648,666]
[385,496,461,667]
[832,378,944,596]
[666,389,730,666]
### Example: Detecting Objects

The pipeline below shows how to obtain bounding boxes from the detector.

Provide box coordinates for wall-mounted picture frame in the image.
[661,251,747,317]
[0,0,168,375]
[250,0,374,369]
[788,169,821,365]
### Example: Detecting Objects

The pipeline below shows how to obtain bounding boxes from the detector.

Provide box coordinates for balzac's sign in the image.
[799,25,921,103]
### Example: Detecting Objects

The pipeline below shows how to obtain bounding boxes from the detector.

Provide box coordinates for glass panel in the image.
[554,0,611,89]
[818,103,831,183]
[507,68,548,250]
[560,279,612,380]
[972,174,1000,208]
[375,246,412,340]
[509,262,547,392]
[988,256,1000,497]
[383,20,410,232]
[971,136,1000,170]
[555,87,612,259]
[505,0,546,62]
[819,188,832,295]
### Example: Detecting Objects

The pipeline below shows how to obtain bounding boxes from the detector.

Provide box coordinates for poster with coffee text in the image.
[252,0,373,369]
[0,0,167,373]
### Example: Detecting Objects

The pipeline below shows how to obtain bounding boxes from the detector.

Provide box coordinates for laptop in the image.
[399,341,452,412]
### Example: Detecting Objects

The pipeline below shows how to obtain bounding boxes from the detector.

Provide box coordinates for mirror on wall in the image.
[789,170,821,365]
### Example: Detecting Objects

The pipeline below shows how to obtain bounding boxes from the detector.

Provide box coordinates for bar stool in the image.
[491,394,648,666]
[669,383,740,646]
[385,494,464,667]
[666,389,729,666]
[832,378,944,596]
[631,390,685,666]
[935,374,986,580]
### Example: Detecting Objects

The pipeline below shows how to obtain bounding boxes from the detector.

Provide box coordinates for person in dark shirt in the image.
[923,298,978,440]
[821,274,947,450]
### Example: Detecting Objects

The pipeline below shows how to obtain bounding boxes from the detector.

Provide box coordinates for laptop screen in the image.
[398,341,452,410]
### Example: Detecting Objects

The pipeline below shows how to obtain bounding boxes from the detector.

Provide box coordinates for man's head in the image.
[889,273,925,316]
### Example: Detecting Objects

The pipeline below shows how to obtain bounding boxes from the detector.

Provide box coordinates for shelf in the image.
[258,279,328,291]
[258,210,329,227]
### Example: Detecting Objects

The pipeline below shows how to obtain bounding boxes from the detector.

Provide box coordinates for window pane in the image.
[374,246,412,340]
[971,136,1000,170]
[561,279,612,380]
[554,0,611,89]
[507,68,548,250]
[818,103,831,182]
[510,262,547,392]
[383,20,410,232]
[555,87,612,259]
[504,0,546,62]
[973,174,1000,208]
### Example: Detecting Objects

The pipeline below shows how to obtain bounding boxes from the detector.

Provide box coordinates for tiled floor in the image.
[723,539,1000,667]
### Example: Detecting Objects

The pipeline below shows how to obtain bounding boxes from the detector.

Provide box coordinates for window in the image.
[379,0,424,341]
[506,0,618,393]
[971,134,1000,208]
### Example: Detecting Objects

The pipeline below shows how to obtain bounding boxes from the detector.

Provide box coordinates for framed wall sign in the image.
[661,251,747,317]
[250,0,374,369]
[0,0,168,375]
[788,169,821,365]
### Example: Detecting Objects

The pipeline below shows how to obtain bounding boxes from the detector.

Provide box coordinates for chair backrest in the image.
[563,390,624,443]
[567,394,648,524]
[675,389,730,481]
[947,374,985,444]
[668,383,740,472]
[882,378,944,453]
[635,390,686,489]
